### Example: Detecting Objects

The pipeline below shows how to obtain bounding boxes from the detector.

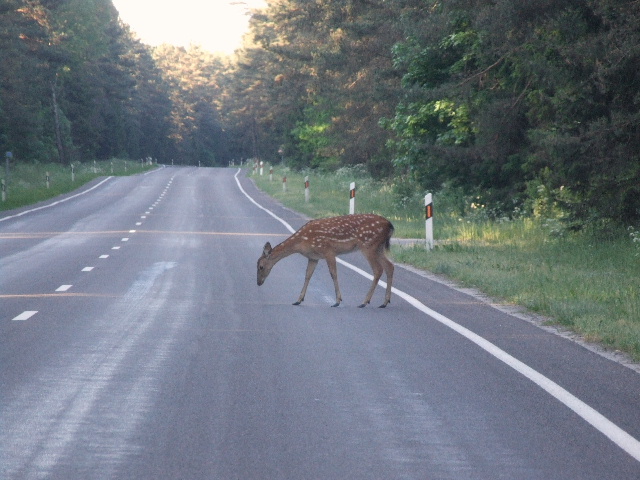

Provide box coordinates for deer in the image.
[257,213,395,307]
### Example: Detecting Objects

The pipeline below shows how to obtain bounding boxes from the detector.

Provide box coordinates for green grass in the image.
[250,165,427,238]
[1,159,155,211]
[251,165,640,361]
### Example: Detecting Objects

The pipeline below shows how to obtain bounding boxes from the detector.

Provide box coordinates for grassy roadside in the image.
[0,159,156,212]
[251,165,640,362]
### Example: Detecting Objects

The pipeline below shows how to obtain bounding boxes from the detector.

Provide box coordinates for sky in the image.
[112,0,267,55]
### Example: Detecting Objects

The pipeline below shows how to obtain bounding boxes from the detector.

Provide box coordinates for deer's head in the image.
[257,242,274,286]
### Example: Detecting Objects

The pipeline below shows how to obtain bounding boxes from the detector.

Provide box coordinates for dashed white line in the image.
[56,285,72,292]
[13,311,38,321]
[99,255,109,259]
[121,238,129,242]
[82,267,94,272]
[112,246,120,250]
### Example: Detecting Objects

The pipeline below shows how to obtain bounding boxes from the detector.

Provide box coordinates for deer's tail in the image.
[385,221,394,251]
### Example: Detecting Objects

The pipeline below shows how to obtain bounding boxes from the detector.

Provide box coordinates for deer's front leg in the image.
[293,258,318,305]
[325,255,342,307]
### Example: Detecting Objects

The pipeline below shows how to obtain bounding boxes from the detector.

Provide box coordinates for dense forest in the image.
[2,0,639,226]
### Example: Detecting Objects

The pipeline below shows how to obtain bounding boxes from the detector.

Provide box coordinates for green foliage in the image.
[226,0,403,167]
[290,103,340,170]
[0,1,228,167]
[383,0,640,226]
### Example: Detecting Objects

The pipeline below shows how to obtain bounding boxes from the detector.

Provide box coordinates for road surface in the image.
[2,167,640,479]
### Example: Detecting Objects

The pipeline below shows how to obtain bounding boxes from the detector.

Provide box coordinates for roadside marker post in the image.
[46,172,50,189]
[349,182,356,214]
[425,193,434,250]
[282,176,287,192]
[5,151,11,185]
[304,176,310,203]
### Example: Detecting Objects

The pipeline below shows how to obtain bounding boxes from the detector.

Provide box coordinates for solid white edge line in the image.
[0,177,113,222]
[234,169,296,234]
[234,167,640,462]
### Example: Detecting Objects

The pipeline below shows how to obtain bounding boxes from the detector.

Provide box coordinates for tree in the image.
[0,0,63,162]
[224,0,406,173]
[384,0,640,224]
[153,45,229,166]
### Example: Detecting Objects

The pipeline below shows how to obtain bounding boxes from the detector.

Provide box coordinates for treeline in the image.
[0,0,229,166]
[231,0,640,226]
[2,1,639,226]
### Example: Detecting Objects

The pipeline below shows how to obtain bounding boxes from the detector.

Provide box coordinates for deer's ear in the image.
[263,242,272,257]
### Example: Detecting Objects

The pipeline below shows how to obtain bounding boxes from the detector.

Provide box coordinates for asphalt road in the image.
[1,166,640,479]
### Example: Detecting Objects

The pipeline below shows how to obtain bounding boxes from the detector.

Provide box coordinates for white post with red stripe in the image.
[349,182,356,214]
[425,193,434,250]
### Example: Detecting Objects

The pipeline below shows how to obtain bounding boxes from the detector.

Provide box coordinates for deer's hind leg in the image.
[360,248,394,308]
[294,258,318,305]
[379,254,394,308]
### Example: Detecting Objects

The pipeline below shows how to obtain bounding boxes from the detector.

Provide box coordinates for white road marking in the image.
[13,311,38,321]
[56,285,72,292]
[121,238,129,242]
[82,267,94,272]
[234,168,640,463]
[112,246,120,250]
[99,255,109,259]
[136,222,142,226]
[129,230,136,233]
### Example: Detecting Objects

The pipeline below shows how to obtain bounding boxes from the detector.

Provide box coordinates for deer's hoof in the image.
[331,302,341,307]
[293,301,302,306]
[358,303,368,308]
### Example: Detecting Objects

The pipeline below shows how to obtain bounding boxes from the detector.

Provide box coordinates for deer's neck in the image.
[269,236,302,264]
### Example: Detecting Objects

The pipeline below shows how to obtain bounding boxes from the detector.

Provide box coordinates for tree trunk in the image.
[51,81,66,164]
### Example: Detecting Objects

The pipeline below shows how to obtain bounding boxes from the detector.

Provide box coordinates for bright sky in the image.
[112,0,267,55]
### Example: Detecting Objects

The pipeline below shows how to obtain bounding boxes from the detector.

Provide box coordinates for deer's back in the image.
[295,214,393,257]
